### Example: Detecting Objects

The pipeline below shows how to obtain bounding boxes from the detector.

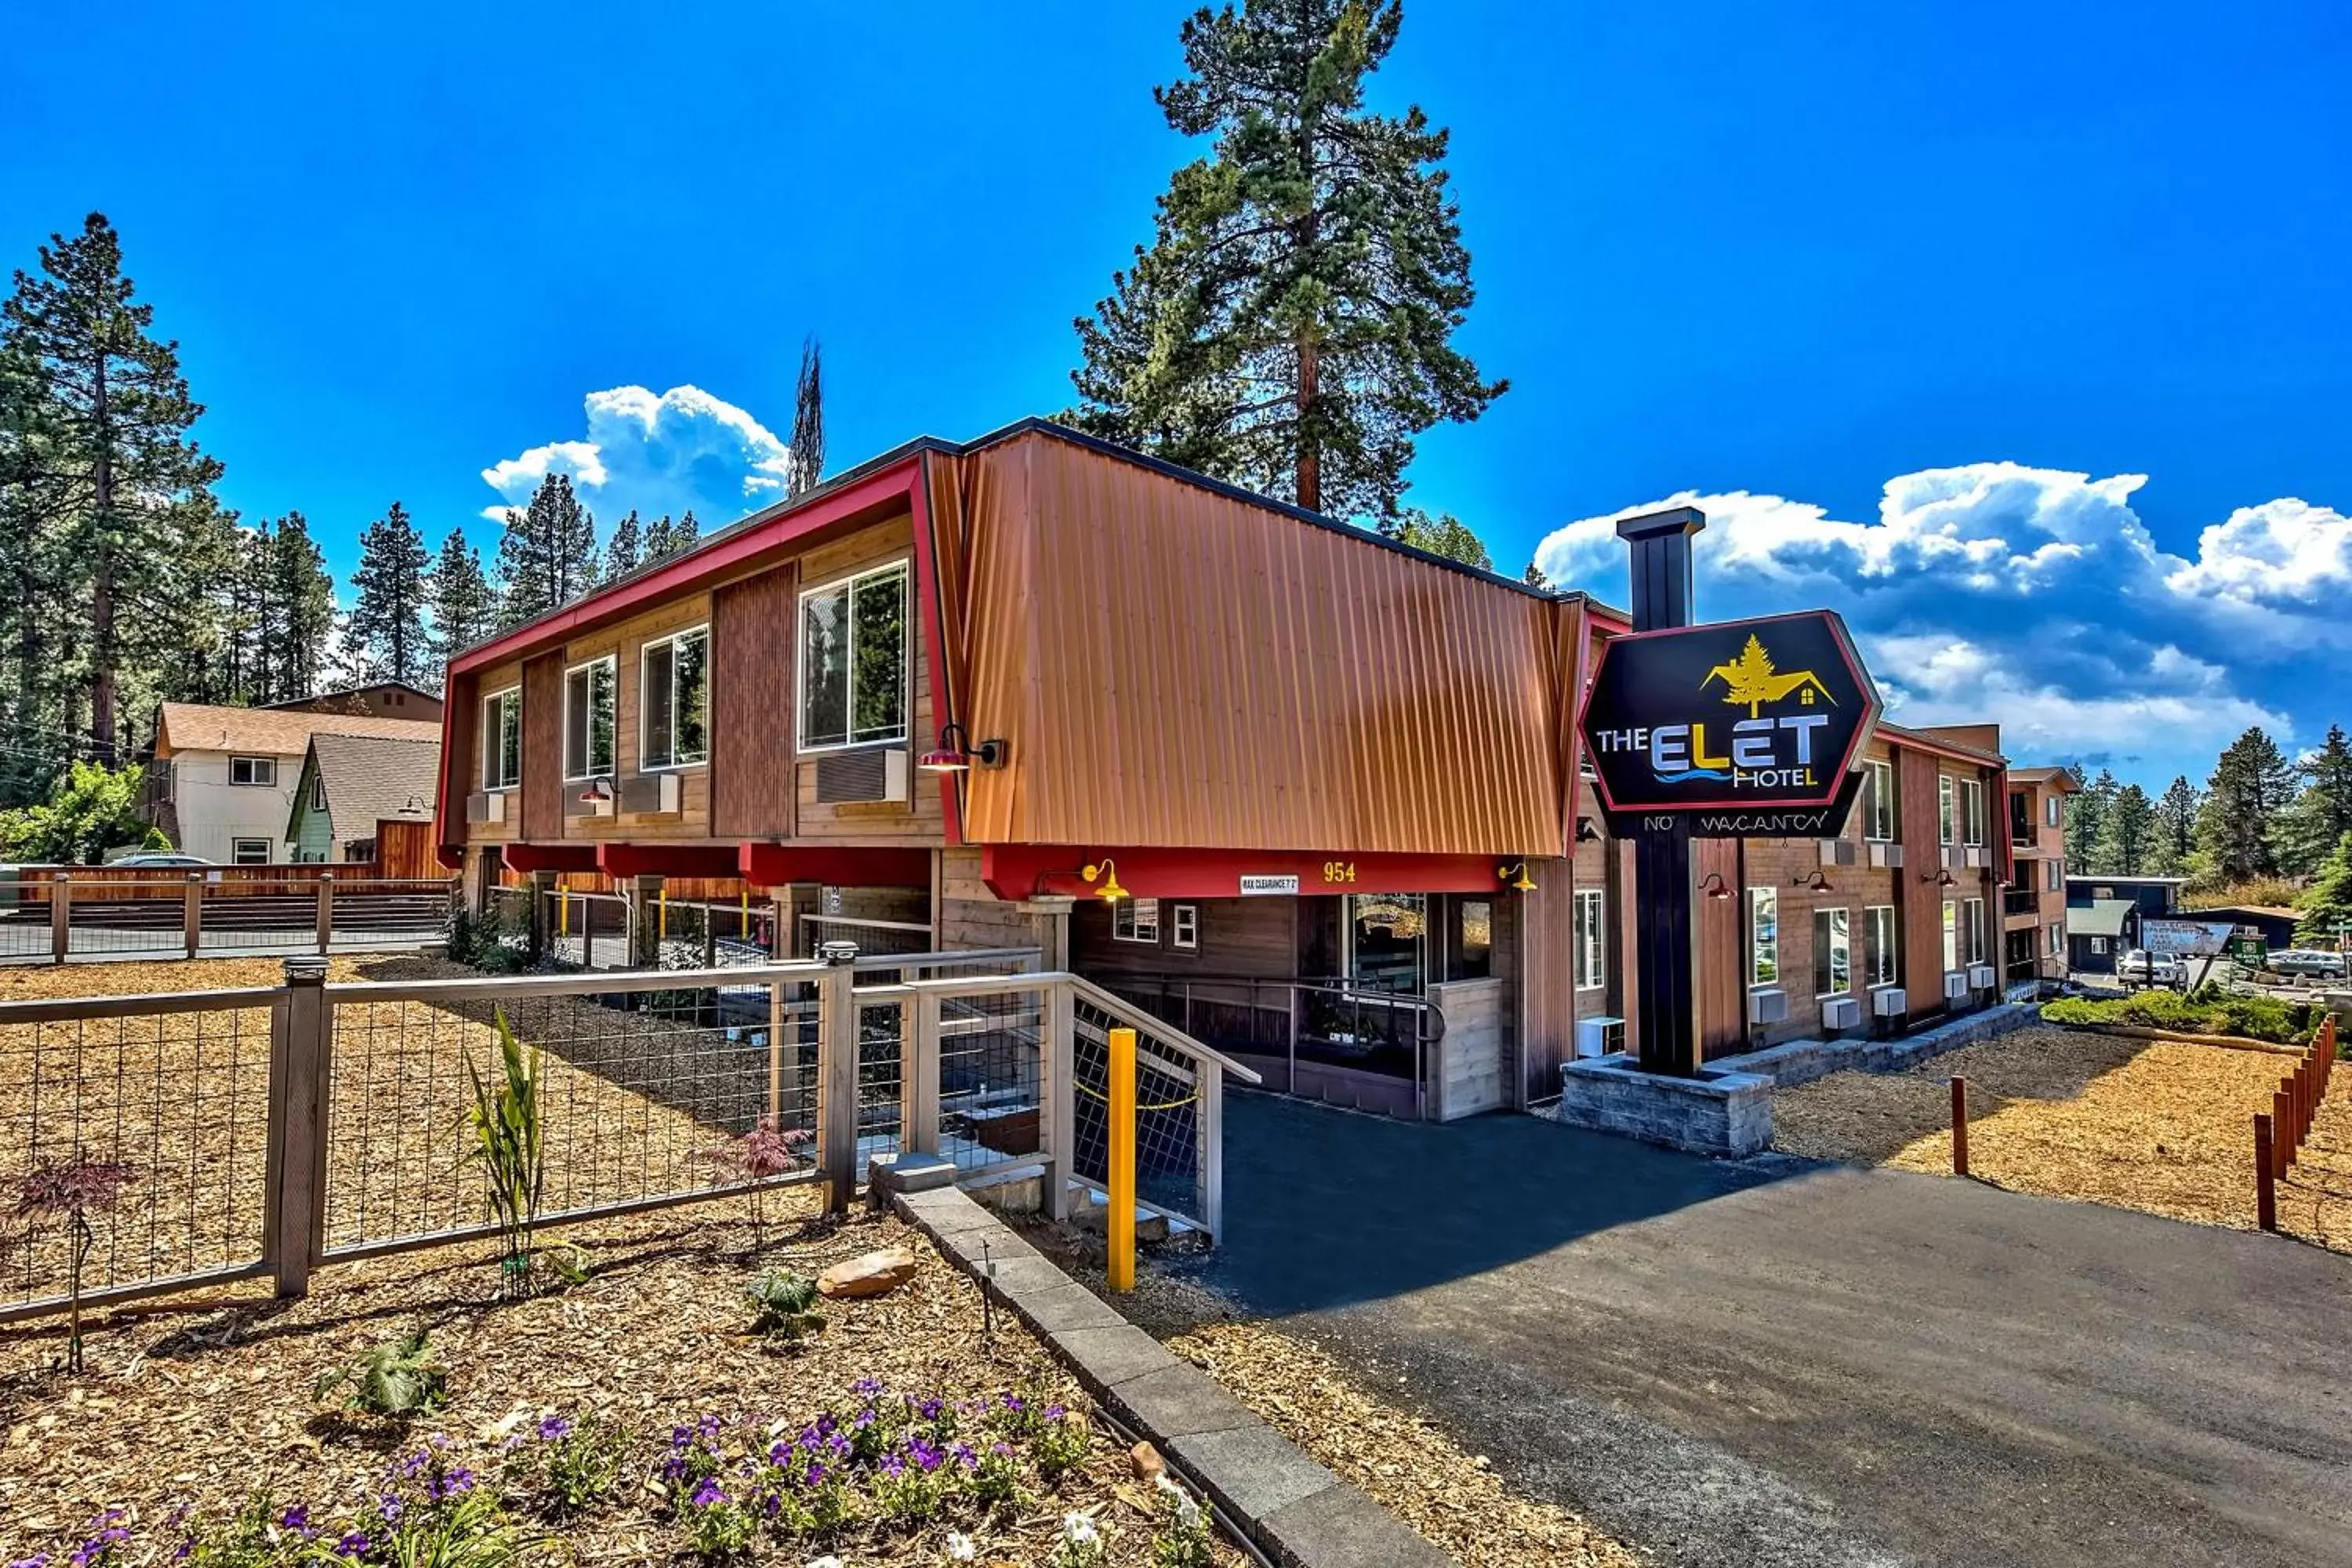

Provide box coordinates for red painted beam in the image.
[500,841,601,875]
[978,844,1526,902]
[737,844,935,889]
[595,842,746,881]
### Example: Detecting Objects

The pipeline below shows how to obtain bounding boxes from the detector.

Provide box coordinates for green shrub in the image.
[746,1269,826,1340]
[314,1326,447,1417]
[2042,990,2318,1044]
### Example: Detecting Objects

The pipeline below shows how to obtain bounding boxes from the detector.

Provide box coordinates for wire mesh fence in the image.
[655,896,776,970]
[1069,992,1205,1227]
[0,990,278,1310]
[933,985,1047,1178]
[543,889,632,971]
[322,970,822,1256]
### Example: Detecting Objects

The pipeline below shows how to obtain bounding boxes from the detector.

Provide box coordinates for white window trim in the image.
[1963,897,1986,965]
[481,686,521,792]
[1112,897,1161,945]
[2048,922,2064,957]
[639,625,713,773]
[1813,906,1852,999]
[230,837,273,865]
[1864,903,1899,988]
[1748,887,1780,988]
[563,652,619,782]
[310,773,327,813]
[1171,903,1199,952]
[1938,775,1956,844]
[796,561,912,756]
[1942,898,1959,970]
[2045,795,2060,828]
[1573,888,1606,991]
[228,755,278,788]
[1864,759,1895,842]
[1962,779,1985,847]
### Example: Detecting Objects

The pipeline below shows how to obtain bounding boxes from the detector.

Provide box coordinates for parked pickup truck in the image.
[2116,949,2183,986]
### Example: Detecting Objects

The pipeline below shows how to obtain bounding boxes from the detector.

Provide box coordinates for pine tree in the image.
[427,529,496,677]
[343,501,433,686]
[2295,832,2352,946]
[2066,766,2115,873]
[1069,0,1504,519]
[2194,725,2299,884]
[2147,775,2200,874]
[494,473,598,627]
[643,510,700,561]
[2,213,223,760]
[0,331,74,803]
[2095,782,2157,876]
[789,336,825,498]
[2272,724,2352,877]
[1382,506,1491,570]
[1523,558,1551,590]
[602,509,644,582]
[268,511,336,700]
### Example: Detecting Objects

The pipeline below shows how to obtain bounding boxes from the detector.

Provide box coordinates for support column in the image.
[628,873,665,967]
[1618,505,1706,1077]
[1021,895,1076,971]
[269,956,332,1297]
[526,869,558,963]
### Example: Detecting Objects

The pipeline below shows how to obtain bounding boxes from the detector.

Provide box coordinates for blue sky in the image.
[4,2,2347,787]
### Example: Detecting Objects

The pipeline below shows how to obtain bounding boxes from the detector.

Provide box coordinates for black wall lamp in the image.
[918,722,1007,772]
[1793,869,1832,892]
[1575,816,1603,844]
[1920,867,1957,887]
[1698,872,1733,901]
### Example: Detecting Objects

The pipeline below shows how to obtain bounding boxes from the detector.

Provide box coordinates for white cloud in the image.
[478,385,796,527]
[1534,462,2339,783]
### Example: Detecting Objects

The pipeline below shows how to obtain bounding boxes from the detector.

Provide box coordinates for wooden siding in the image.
[940,434,1566,857]
[521,654,562,840]
[710,565,798,838]
[556,592,715,840]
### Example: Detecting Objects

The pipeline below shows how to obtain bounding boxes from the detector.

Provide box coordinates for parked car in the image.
[108,852,214,868]
[2268,949,2347,980]
[2116,949,2183,986]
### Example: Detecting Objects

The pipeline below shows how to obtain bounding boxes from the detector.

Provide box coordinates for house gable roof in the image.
[289,732,441,840]
[157,703,442,757]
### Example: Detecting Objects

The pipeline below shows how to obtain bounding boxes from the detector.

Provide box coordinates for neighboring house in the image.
[265,682,445,724]
[2182,903,2303,953]
[2005,767,2077,983]
[2068,898,2140,975]
[284,732,441,863]
[2065,873,2183,925]
[432,416,2027,1115]
[146,703,443,864]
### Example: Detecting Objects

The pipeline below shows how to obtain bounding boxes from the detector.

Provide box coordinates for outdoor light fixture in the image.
[1920,868,1958,887]
[1794,869,1832,892]
[1575,816,1602,844]
[917,722,1006,773]
[1081,858,1129,902]
[1698,873,1733,901]
[1497,862,1538,892]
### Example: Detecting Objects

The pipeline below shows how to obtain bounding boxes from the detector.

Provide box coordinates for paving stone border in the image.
[890,1183,1454,1568]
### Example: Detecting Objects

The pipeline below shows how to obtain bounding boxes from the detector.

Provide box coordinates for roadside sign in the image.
[2142,918,2236,958]
[1238,875,1298,896]
[2228,934,2267,967]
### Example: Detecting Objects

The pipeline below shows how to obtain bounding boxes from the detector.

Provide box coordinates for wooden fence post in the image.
[268,956,334,1297]
[1107,1025,1138,1292]
[2273,1087,2293,1177]
[315,872,335,956]
[909,991,942,1156]
[183,873,202,960]
[49,873,68,964]
[1950,1075,1970,1178]
[816,960,858,1214]
[1044,980,1074,1222]
[2253,1112,2277,1232]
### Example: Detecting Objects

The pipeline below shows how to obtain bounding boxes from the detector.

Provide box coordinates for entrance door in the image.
[1344,893,1428,994]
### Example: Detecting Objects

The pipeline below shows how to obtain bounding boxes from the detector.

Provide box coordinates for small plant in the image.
[463,1010,546,1294]
[679,1476,760,1561]
[508,1414,627,1519]
[746,1269,826,1340]
[543,1240,593,1287]
[11,1152,136,1373]
[314,1326,448,1417]
[1052,1510,1106,1568]
[1032,1406,1091,1482]
[869,1436,949,1523]
[1150,1474,1214,1568]
[966,1441,1026,1511]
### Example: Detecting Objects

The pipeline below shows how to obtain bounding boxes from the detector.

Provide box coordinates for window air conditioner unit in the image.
[814,747,910,804]
[1944,971,1970,1000]
[1868,841,1904,869]
[1819,839,1858,867]
[1944,845,1968,871]
[1965,846,1989,870]
[1821,995,1862,1030]
[466,790,506,825]
[1575,1016,1624,1060]
[1969,964,1997,990]
[1871,986,1908,1018]
[1748,987,1788,1025]
[618,771,684,815]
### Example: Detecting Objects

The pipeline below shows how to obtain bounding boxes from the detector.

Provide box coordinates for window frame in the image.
[2045,857,2063,892]
[1864,759,1895,842]
[795,561,912,755]
[2049,921,2064,957]
[228,755,278,788]
[563,652,619,782]
[1938,775,1956,844]
[1963,897,1986,964]
[1171,903,1198,952]
[1864,903,1899,988]
[2045,794,2061,828]
[1112,898,1162,945]
[1813,906,1852,998]
[1749,887,1780,987]
[639,625,712,773]
[1962,779,1985,846]
[1573,888,1606,991]
[230,837,273,866]
[309,772,326,813]
[481,687,522,792]
[1942,898,1958,970]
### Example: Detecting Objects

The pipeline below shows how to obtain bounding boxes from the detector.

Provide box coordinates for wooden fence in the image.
[2253,1014,2339,1231]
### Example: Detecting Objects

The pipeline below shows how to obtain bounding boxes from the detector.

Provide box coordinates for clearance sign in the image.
[1578,609,1882,834]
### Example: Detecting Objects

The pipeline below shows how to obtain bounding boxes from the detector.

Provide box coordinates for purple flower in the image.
[919,1396,945,1421]
[804,1461,829,1487]
[909,1436,944,1472]
[829,1434,852,1461]
[281,1504,317,1540]
[991,1442,1012,1457]
[1045,1404,1066,1421]
[394,1450,427,1479]
[537,1415,573,1441]
[854,1377,884,1396]
[853,1407,876,1430]
[952,1442,977,1469]
[376,1494,405,1525]
[883,1453,906,1480]
[670,1425,693,1449]
[335,1534,371,1559]
[690,1476,725,1508]
[768,1439,793,1465]
[9,1556,51,1568]
[695,1414,723,1439]
[1001,1393,1025,1413]
[425,1466,476,1502]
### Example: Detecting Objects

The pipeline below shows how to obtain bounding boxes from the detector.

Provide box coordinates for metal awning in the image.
[2071,899,2136,938]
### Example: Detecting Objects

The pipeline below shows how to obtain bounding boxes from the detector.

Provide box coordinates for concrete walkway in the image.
[1187,1092,2352,1568]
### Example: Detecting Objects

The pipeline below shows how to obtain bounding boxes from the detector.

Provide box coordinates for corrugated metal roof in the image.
[2072,898,2138,938]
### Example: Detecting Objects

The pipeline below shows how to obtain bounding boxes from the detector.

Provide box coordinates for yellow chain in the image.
[1073,1080,1198,1112]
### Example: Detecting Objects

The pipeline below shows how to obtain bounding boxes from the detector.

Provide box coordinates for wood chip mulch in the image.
[1771,1024,2352,1250]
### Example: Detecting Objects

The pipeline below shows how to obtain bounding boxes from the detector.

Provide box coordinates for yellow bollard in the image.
[1107,1025,1138,1292]
[558,887,570,938]
[659,886,668,940]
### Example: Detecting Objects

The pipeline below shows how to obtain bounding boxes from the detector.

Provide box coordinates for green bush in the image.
[2042,989,2318,1044]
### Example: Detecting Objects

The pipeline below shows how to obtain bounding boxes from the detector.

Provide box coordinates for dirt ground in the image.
[0,1194,1244,1566]
[1773,1025,2351,1250]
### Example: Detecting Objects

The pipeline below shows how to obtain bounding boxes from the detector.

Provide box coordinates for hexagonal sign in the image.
[1577,609,1882,817]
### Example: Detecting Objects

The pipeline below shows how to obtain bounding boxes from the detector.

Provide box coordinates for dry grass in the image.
[0,1196,1245,1566]
[1022,1225,1642,1568]
[1773,1025,2352,1250]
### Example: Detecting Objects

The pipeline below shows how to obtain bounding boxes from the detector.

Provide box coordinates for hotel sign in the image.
[1579,610,1881,819]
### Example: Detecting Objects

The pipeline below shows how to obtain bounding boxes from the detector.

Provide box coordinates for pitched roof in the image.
[2183,904,2301,922]
[2006,766,2079,789]
[156,702,441,757]
[2072,898,2138,938]
[294,732,441,838]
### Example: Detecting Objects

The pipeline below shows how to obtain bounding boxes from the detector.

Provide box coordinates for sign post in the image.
[1582,512,1883,1077]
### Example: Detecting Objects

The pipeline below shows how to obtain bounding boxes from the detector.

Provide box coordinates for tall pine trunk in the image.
[89,355,117,764]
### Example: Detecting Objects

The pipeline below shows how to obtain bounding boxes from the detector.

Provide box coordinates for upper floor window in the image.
[1960,779,1986,845]
[229,755,277,788]
[2045,794,2061,829]
[1863,759,1895,841]
[2045,858,2063,892]
[1938,775,1955,844]
[482,687,521,790]
[1749,887,1779,986]
[564,654,617,780]
[310,773,327,812]
[800,562,908,750]
[641,627,710,771]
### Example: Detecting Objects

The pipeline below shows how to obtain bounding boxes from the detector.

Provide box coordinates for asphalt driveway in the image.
[1185,1093,2352,1568]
